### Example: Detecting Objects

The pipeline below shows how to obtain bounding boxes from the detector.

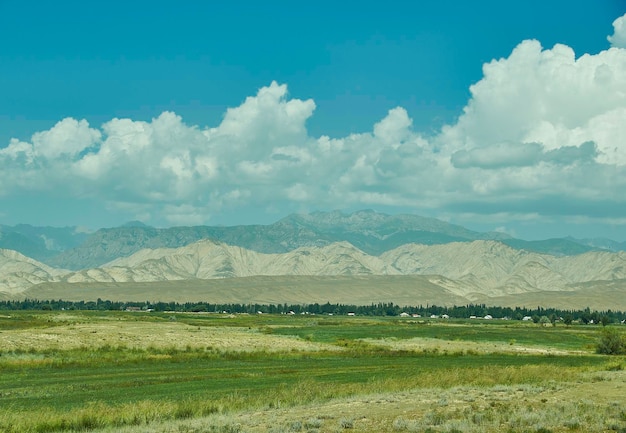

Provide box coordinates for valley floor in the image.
[0,311,624,433]
[98,370,626,433]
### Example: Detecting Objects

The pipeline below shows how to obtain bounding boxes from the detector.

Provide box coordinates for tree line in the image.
[0,299,625,324]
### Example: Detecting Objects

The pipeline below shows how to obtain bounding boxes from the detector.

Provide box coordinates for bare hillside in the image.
[0,249,66,294]
[2,239,626,309]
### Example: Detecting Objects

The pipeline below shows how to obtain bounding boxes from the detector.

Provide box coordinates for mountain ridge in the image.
[3,210,610,271]
[3,239,626,309]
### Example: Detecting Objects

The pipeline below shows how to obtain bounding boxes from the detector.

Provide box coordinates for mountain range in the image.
[1,210,620,271]
[1,210,626,310]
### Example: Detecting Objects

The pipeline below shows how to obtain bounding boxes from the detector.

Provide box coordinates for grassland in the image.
[0,311,625,432]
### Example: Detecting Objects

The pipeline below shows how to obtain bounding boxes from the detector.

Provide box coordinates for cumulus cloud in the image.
[608,13,626,48]
[544,141,599,165]
[439,40,626,156]
[2,16,626,227]
[451,142,543,169]
[0,118,101,191]
[451,141,599,169]
[0,82,321,224]
[433,31,626,221]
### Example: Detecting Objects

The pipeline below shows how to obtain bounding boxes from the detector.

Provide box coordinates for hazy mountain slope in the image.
[501,238,597,256]
[567,236,626,253]
[9,210,615,271]
[273,210,512,254]
[280,210,490,239]
[0,249,67,294]
[44,210,516,270]
[0,230,52,262]
[0,225,88,263]
[46,223,335,270]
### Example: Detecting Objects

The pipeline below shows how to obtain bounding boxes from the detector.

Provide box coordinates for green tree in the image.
[549,313,558,327]
[596,328,626,355]
[539,316,551,327]
[563,314,573,327]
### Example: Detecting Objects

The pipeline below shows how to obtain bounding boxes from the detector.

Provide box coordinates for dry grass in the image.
[0,319,339,353]
[360,336,584,355]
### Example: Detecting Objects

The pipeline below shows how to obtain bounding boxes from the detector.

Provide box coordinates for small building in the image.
[484,315,493,320]
[400,312,410,317]
[347,312,355,316]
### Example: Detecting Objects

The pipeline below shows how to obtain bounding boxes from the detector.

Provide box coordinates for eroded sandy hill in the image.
[3,240,626,306]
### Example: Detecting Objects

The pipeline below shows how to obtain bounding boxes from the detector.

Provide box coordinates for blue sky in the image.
[1,0,626,240]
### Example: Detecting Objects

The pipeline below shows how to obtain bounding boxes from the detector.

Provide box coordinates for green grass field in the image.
[268,318,599,349]
[0,311,624,432]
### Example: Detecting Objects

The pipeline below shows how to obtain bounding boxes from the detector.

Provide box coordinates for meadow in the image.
[0,310,625,432]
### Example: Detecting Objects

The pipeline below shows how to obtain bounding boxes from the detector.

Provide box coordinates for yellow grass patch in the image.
[0,320,339,353]
[360,336,583,355]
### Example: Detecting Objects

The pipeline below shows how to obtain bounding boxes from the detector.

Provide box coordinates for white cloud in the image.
[286,183,310,201]
[440,40,626,155]
[0,118,101,191]
[205,81,315,160]
[2,19,626,228]
[32,118,101,159]
[431,34,626,222]
[160,204,207,226]
[373,107,412,145]
[450,141,598,169]
[0,82,323,224]
[608,13,626,48]
[451,142,543,169]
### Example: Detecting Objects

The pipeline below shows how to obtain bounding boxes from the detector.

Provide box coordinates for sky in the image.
[1,0,626,240]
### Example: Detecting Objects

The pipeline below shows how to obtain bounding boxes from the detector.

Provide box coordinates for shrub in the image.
[392,417,408,430]
[339,417,354,429]
[288,420,303,431]
[304,418,323,429]
[596,328,626,355]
